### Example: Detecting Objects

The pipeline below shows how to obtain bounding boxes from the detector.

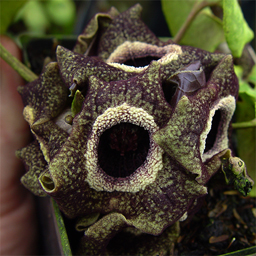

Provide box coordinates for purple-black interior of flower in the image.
[161,80,178,104]
[98,122,150,178]
[204,109,222,153]
[123,56,160,67]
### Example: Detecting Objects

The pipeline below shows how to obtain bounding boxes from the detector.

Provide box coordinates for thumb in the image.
[0,35,38,255]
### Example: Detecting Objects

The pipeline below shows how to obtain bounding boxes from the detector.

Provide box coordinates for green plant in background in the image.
[1,0,76,35]
[234,65,256,196]
[0,0,28,34]
[161,0,254,56]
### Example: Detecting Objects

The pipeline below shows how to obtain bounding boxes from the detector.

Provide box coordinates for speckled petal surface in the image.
[154,55,238,180]
[18,62,68,126]
[96,4,173,61]
[16,141,47,196]
[56,46,136,88]
[73,7,120,55]
[31,120,69,162]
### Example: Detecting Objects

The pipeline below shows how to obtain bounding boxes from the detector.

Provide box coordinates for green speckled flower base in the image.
[16,4,254,255]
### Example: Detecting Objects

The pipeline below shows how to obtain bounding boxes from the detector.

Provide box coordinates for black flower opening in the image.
[204,109,221,153]
[161,80,178,104]
[98,122,150,178]
[200,96,236,163]
[123,56,160,67]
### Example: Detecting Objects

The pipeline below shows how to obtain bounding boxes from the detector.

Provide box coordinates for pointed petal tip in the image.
[56,45,64,53]
[56,45,70,59]
[131,3,143,14]
[17,85,24,95]
[15,148,22,159]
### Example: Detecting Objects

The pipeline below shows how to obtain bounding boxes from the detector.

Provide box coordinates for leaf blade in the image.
[223,0,254,58]
[0,0,28,34]
[161,0,225,52]
[52,199,72,256]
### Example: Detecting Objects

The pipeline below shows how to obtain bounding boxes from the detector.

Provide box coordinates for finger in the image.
[0,35,38,255]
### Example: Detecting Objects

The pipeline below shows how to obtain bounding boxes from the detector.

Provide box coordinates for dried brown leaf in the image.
[209,234,229,244]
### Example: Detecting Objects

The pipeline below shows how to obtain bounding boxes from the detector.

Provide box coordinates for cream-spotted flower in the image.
[16,4,253,255]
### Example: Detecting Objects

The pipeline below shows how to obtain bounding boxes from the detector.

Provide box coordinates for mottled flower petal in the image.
[197,148,231,184]
[73,7,120,55]
[75,213,100,231]
[106,223,179,256]
[37,64,207,237]
[78,213,128,255]
[154,55,238,179]
[16,141,47,196]
[78,214,180,255]
[106,41,181,66]
[18,62,68,126]
[96,4,173,61]
[31,120,69,162]
[56,46,135,89]
[154,93,214,178]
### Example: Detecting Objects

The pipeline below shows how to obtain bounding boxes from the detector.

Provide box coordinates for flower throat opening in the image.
[98,123,150,178]
[204,109,221,153]
[123,56,160,67]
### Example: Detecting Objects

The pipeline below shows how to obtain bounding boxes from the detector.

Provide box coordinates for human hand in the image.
[0,36,38,255]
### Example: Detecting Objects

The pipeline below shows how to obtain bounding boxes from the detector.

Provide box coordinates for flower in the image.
[16,4,253,255]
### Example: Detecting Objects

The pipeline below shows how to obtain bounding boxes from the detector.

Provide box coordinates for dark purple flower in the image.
[16,4,253,255]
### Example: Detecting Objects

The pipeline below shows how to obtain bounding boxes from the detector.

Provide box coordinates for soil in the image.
[175,171,256,255]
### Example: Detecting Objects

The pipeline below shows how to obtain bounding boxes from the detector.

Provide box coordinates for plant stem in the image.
[232,119,256,129]
[0,42,38,82]
[173,0,220,44]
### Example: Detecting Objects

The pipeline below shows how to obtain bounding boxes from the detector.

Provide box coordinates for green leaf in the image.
[0,0,28,34]
[71,90,85,117]
[161,0,225,52]
[223,0,254,58]
[45,0,75,27]
[52,199,72,255]
[218,245,256,256]
[235,93,256,197]
[234,65,256,99]
[248,64,256,86]
[234,64,256,196]
[19,0,49,34]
